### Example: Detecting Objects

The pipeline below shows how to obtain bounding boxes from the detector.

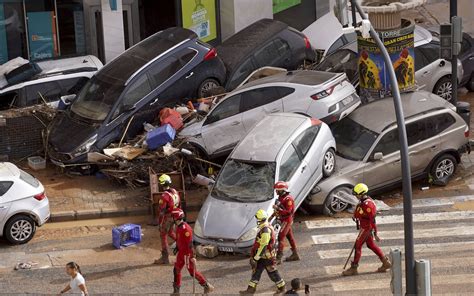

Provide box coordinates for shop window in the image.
[0,2,28,63]
[56,0,86,56]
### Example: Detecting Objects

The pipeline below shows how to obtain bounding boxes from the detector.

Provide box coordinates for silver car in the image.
[0,162,50,244]
[193,113,336,253]
[180,70,359,159]
[303,91,470,215]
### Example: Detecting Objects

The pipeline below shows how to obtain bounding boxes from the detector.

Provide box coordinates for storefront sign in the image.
[181,0,217,43]
[357,20,415,98]
[27,11,57,61]
[273,0,301,14]
[0,4,8,64]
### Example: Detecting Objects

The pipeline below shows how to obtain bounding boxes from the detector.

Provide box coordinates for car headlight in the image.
[238,227,258,242]
[73,134,97,157]
[194,219,204,237]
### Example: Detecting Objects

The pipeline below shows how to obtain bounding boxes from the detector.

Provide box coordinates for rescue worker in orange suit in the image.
[240,209,286,295]
[342,183,392,276]
[171,208,214,295]
[154,174,181,265]
[273,181,300,264]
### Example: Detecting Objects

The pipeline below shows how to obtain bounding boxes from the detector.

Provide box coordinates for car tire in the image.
[198,78,220,98]
[466,75,474,92]
[322,148,336,177]
[433,76,453,101]
[4,215,36,244]
[430,154,457,184]
[323,186,351,216]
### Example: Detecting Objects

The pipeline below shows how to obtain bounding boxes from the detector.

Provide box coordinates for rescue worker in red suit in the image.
[154,174,181,265]
[240,209,286,295]
[171,209,214,294]
[273,181,300,264]
[342,183,392,276]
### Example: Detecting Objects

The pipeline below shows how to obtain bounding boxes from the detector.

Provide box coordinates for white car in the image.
[193,113,336,253]
[0,163,50,244]
[180,70,360,158]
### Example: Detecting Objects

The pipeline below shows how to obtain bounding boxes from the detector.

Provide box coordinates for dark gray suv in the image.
[48,27,226,165]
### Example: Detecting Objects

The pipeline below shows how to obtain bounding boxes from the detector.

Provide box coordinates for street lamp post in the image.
[450,0,458,105]
[351,1,417,294]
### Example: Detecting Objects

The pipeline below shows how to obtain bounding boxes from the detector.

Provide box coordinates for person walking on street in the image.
[155,174,181,265]
[171,209,214,295]
[240,209,286,295]
[342,183,392,276]
[60,262,88,295]
[273,181,300,264]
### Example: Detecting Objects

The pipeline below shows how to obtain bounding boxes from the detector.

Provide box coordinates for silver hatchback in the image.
[303,91,470,215]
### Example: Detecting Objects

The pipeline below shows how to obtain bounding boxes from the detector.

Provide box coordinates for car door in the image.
[415,43,444,90]
[240,87,284,132]
[405,118,439,175]
[277,144,311,204]
[254,38,292,69]
[362,128,402,189]
[201,94,244,155]
[460,35,474,82]
[226,57,258,91]
[0,181,13,225]
[23,81,63,107]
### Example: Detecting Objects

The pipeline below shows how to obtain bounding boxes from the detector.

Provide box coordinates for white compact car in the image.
[0,163,50,244]
[180,70,359,158]
[193,113,336,253]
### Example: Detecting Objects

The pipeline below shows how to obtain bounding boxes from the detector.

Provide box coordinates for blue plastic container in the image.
[146,124,176,150]
[112,223,141,249]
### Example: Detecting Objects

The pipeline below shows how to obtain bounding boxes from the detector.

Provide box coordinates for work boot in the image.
[285,250,300,262]
[377,256,392,272]
[172,286,180,295]
[239,286,256,295]
[154,250,170,265]
[274,284,286,295]
[276,251,283,265]
[203,282,215,294]
[342,262,359,276]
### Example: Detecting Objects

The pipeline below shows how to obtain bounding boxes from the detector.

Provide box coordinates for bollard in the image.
[416,259,432,296]
[390,248,403,296]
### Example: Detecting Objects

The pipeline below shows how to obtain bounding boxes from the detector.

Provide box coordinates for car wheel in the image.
[323,187,351,216]
[466,75,474,92]
[198,78,220,98]
[430,154,457,183]
[322,148,336,177]
[433,76,453,101]
[4,215,36,244]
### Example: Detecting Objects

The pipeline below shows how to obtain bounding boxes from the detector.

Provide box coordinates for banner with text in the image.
[181,0,217,43]
[27,11,58,61]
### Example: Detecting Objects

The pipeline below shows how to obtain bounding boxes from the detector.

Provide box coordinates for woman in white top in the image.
[60,262,88,295]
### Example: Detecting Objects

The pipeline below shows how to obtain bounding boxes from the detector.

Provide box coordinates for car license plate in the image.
[342,96,353,105]
[218,246,234,252]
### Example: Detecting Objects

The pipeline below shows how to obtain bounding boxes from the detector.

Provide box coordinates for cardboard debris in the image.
[87,152,115,163]
[196,245,219,259]
[112,146,146,160]
[103,148,121,157]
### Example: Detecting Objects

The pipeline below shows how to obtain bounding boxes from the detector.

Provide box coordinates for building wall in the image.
[100,0,125,62]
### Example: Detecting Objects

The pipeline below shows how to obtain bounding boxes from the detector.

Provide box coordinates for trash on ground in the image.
[374,199,391,212]
[193,174,214,186]
[14,262,38,270]
[421,186,430,191]
[27,156,46,170]
[146,124,176,150]
[112,223,142,249]
[112,146,147,160]
[196,245,219,259]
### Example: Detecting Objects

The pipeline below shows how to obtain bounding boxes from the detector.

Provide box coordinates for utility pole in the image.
[450,0,458,105]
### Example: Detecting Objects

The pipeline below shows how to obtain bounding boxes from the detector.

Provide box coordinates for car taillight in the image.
[34,192,46,201]
[204,48,217,61]
[311,86,335,100]
[465,126,470,138]
[304,35,311,49]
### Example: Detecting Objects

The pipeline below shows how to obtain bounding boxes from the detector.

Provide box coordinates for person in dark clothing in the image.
[285,278,302,295]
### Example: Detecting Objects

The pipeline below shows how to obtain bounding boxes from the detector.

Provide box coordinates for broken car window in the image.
[332,118,379,161]
[212,159,275,202]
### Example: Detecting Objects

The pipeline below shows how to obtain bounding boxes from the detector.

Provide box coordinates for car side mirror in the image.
[439,60,445,67]
[373,152,383,161]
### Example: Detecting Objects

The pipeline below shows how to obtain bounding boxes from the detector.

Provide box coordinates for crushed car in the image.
[193,113,336,253]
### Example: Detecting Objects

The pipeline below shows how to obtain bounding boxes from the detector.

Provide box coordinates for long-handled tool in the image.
[343,229,372,270]
[192,257,196,294]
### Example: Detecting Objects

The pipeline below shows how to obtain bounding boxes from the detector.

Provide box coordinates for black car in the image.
[217,18,315,91]
[429,28,474,91]
[48,27,226,165]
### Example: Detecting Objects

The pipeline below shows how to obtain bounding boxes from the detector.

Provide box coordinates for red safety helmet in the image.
[171,209,185,221]
[274,181,289,192]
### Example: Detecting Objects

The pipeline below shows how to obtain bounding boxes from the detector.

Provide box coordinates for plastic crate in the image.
[146,124,176,150]
[28,156,46,170]
[112,224,141,249]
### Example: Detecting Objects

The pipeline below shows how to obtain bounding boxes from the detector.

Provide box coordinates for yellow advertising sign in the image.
[181,0,217,43]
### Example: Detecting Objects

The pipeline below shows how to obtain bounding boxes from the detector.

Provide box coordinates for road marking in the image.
[317,241,474,259]
[305,211,474,229]
[393,195,474,209]
[324,256,471,274]
[312,224,474,244]
[331,274,474,291]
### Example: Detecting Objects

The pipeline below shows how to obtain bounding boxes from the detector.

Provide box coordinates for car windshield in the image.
[70,31,186,121]
[212,159,276,202]
[314,50,357,82]
[331,118,379,161]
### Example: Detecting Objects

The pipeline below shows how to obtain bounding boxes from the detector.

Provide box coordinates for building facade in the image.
[0,0,335,64]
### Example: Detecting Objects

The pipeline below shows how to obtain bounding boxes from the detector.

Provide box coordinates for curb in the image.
[49,206,151,223]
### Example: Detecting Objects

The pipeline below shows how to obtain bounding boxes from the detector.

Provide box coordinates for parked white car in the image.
[180,70,360,158]
[193,113,336,253]
[0,163,50,244]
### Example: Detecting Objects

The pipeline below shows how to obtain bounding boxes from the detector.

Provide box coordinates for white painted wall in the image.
[100,0,125,63]
[220,0,273,41]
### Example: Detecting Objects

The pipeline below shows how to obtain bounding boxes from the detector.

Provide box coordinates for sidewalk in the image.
[20,163,208,222]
